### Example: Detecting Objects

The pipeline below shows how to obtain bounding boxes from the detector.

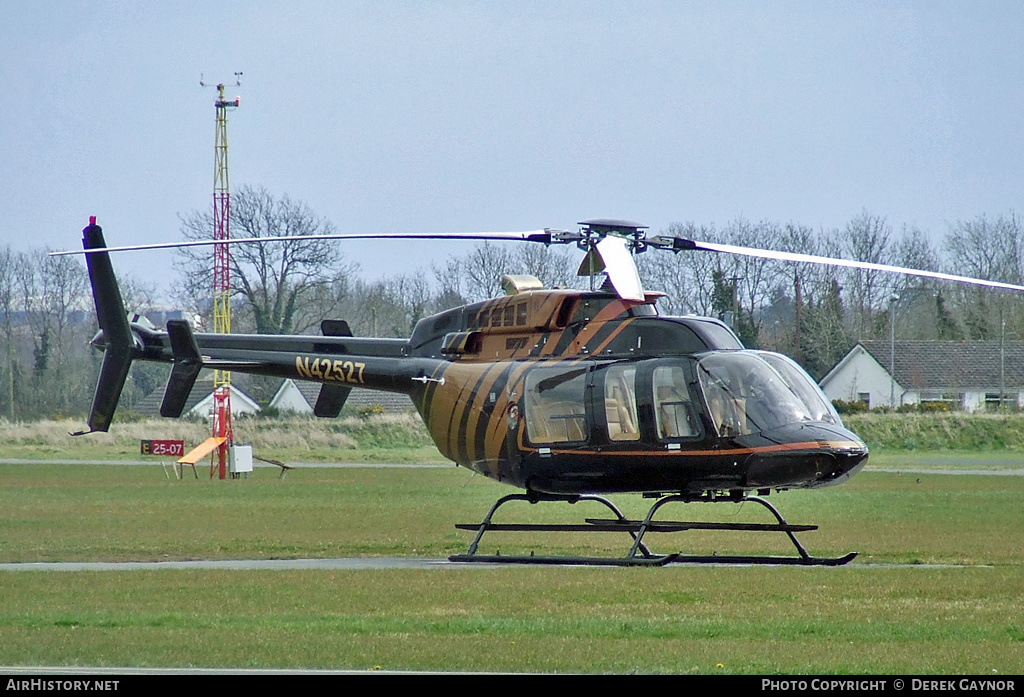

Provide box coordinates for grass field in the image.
[0,414,447,464]
[2,564,1021,674]
[1,454,1023,673]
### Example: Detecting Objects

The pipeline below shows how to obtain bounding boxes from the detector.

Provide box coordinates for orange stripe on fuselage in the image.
[519,440,866,458]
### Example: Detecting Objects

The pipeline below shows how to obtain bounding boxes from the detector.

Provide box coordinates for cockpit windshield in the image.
[755,351,840,424]
[696,351,837,437]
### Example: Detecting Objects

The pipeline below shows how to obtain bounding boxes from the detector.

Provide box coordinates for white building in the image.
[820,340,1024,411]
[134,381,262,418]
[188,384,262,418]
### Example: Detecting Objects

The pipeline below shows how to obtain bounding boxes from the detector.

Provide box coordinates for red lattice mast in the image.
[207,76,240,479]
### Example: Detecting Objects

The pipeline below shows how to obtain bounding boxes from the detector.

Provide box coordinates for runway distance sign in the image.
[140,440,185,457]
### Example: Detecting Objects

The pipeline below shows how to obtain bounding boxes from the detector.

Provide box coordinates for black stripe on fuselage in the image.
[456,365,498,464]
[583,318,628,355]
[416,363,449,425]
[551,325,578,356]
[471,361,517,465]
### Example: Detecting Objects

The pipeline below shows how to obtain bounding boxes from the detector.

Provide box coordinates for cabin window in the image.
[690,319,744,349]
[490,307,502,327]
[516,303,528,326]
[503,305,515,327]
[604,364,639,441]
[524,366,588,444]
[652,366,700,440]
[555,299,575,328]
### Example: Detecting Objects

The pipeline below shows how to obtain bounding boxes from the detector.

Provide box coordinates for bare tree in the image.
[944,213,1023,339]
[886,226,943,340]
[12,249,91,416]
[0,247,19,420]
[801,277,849,379]
[444,241,580,303]
[513,244,577,290]
[459,242,514,302]
[637,222,722,315]
[176,185,356,334]
[430,257,466,313]
[840,210,895,340]
[727,219,782,345]
[945,213,1023,283]
[346,274,433,337]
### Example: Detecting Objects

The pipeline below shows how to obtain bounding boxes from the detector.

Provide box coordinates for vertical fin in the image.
[312,319,353,418]
[80,219,135,433]
[161,319,203,418]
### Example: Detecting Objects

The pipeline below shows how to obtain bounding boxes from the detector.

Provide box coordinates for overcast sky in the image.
[2,1,1023,300]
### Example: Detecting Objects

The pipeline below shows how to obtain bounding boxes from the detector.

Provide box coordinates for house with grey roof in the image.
[819,340,1024,411]
[133,380,262,418]
[270,378,416,416]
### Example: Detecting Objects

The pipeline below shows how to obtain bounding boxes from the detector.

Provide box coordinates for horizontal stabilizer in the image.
[161,319,203,418]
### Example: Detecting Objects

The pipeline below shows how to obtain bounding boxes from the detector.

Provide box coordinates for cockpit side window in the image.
[604,364,639,441]
[523,366,588,444]
[696,352,820,437]
[698,358,751,437]
[652,365,701,440]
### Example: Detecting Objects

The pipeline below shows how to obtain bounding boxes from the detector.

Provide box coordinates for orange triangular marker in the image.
[177,436,227,464]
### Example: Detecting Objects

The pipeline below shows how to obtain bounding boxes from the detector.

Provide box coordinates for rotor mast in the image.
[204,73,241,479]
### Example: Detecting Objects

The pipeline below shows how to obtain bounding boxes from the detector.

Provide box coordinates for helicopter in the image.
[64,217,1024,567]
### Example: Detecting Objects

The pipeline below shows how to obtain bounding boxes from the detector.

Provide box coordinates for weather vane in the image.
[199,72,242,88]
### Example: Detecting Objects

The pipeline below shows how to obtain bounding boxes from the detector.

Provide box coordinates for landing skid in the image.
[449,492,857,567]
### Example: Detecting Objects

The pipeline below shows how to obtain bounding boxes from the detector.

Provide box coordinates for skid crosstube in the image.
[450,492,857,567]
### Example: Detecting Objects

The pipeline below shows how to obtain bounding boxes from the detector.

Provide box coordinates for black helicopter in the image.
[64,217,1024,567]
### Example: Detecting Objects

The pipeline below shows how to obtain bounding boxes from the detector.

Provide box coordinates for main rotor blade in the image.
[576,236,645,301]
[50,230,559,257]
[689,239,1024,293]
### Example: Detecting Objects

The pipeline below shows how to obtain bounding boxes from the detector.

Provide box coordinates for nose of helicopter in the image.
[744,421,868,489]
